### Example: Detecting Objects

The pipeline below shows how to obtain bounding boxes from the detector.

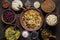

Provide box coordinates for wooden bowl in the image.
[2,1,9,8]
[4,24,21,40]
[1,10,16,24]
[20,8,44,31]
[45,13,58,26]
[41,0,56,13]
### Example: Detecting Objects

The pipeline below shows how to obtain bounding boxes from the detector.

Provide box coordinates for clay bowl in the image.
[20,8,44,31]
[1,9,16,24]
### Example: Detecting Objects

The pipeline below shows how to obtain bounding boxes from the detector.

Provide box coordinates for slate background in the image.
[0,0,60,40]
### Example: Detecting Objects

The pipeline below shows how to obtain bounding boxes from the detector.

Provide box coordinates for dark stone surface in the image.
[0,0,60,40]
